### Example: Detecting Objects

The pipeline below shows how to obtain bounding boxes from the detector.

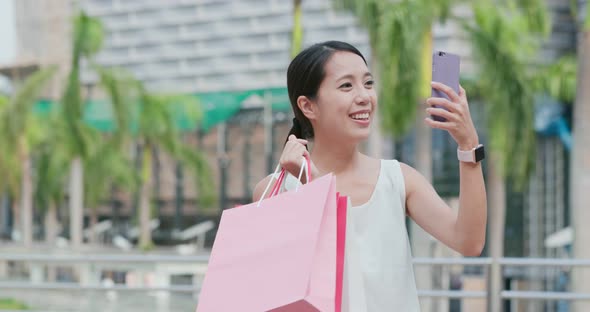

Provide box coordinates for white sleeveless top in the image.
[279,159,421,311]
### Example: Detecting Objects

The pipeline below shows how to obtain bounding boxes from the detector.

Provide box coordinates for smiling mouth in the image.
[350,112,370,121]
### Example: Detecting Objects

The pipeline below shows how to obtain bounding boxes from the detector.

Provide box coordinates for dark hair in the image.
[286,41,367,143]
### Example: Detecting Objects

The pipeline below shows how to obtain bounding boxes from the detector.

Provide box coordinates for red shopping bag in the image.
[197,159,347,312]
[335,192,348,312]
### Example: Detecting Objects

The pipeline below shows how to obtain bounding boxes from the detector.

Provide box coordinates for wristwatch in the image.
[457,144,485,163]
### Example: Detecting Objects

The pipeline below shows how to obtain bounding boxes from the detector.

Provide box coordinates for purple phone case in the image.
[431,51,460,122]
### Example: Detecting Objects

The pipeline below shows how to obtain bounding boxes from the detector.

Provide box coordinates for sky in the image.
[0,0,16,64]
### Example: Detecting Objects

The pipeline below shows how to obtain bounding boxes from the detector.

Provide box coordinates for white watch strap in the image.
[457,146,476,163]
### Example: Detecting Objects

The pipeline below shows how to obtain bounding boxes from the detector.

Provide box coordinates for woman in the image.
[253,41,487,311]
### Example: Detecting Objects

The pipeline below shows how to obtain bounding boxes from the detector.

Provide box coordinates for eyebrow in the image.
[336,72,373,81]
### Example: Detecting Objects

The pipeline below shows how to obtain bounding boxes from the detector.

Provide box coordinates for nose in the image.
[355,88,371,106]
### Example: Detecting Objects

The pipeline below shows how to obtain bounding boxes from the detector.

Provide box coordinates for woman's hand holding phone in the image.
[425,82,479,151]
[426,51,479,151]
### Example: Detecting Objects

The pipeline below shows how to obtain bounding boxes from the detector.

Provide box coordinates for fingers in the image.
[281,135,311,178]
[459,84,467,99]
[426,96,468,120]
[424,117,457,131]
[431,81,461,103]
[288,134,308,145]
[426,97,457,113]
[426,107,456,122]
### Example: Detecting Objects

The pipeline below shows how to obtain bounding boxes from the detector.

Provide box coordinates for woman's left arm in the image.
[402,82,487,257]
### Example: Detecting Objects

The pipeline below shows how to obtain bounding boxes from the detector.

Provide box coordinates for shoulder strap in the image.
[384,159,406,211]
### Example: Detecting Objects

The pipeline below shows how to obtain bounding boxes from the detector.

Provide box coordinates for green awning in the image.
[33,87,290,133]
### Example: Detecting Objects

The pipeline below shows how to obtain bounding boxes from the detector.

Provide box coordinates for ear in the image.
[297,95,318,120]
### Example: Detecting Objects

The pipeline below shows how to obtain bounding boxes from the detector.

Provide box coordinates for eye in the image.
[339,82,353,89]
[365,80,375,87]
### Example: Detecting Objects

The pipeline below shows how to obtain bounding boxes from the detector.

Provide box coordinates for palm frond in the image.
[514,0,552,36]
[93,66,136,145]
[333,0,461,136]
[0,67,57,202]
[430,0,454,22]
[331,0,383,46]
[136,87,202,144]
[61,66,87,156]
[134,83,214,207]
[84,139,138,209]
[377,1,426,135]
[6,66,57,140]
[465,3,538,187]
[73,11,104,58]
[62,12,105,158]
[33,121,70,212]
[532,55,577,103]
[0,143,21,198]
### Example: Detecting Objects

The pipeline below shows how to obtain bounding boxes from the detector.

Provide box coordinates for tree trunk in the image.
[174,161,184,233]
[69,157,84,248]
[139,147,153,249]
[88,207,98,244]
[487,151,506,312]
[571,25,590,312]
[21,147,34,247]
[11,199,21,241]
[1,193,10,239]
[44,202,60,245]
[291,0,303,59]
[44,202,59,282]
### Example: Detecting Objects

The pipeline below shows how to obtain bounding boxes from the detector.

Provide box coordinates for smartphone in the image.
[431,51,460,122]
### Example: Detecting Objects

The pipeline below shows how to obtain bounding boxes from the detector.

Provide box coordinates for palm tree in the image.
[59,11,137,247]
[460,1,554,310]
[0,66,57,246]
[570,2,590,311]
[335,1,557,309]
[60,11,104,248]
[133,84,214,250]
[0,96,17,238]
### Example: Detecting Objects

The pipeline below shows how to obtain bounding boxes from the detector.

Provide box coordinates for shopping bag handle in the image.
[257,155,312,207]
[270,155,311,196]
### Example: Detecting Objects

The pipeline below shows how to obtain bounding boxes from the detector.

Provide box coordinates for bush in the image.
[0,298,29,310]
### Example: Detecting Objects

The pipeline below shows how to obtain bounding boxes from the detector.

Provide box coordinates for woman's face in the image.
[310,51,377,143]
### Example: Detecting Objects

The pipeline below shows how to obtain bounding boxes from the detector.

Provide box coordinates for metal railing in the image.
[1,254,589,308]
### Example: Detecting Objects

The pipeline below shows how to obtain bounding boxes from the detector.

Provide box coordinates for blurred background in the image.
[0,0,588,311]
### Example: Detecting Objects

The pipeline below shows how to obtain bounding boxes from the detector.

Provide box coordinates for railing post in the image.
[0,260,7,278]
[29,262,44,284]
[487,257,502,312]
[79,263,99,286]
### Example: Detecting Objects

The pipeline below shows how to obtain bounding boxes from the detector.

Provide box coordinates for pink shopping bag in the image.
[197,163,347,311]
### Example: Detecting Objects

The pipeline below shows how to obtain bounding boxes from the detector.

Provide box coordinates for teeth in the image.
[350,113,369,120]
